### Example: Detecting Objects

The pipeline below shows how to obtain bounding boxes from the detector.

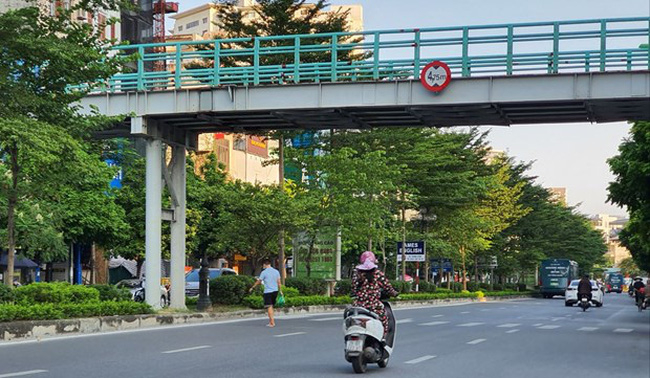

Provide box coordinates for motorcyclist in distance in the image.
[632,277,646,306]
[577,274,593,303]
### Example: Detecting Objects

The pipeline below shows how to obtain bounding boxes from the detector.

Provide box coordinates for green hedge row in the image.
[483,290,530,297]
[284,277,328,296]
[0,301,153,322]
[0,283,13,303]
[397,292,480,301]
[242,295,353,309]
[13,282,99,305]
[240,290,531,309]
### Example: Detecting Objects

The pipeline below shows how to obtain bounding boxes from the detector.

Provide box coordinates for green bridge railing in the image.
[92,17,650,92]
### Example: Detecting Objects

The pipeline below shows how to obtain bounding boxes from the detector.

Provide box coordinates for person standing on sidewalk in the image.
[250,259,282,327]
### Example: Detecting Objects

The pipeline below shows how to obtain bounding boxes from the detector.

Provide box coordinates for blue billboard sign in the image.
[430,258,453,273]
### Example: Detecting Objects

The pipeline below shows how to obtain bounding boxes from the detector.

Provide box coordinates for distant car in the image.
[184,268,238,297]
[565,279,604,307]
[116,279,169,307]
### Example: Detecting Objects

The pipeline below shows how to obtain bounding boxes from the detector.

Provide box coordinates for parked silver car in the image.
[116,279,170,307]
[184,268,237,297]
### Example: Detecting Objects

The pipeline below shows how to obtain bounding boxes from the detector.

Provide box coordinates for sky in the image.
[172,0,650,216]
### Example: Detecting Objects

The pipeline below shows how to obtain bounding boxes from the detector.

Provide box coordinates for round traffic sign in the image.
[420,61,452,92]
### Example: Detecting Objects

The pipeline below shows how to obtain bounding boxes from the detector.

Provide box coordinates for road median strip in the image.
[0,294,531,342]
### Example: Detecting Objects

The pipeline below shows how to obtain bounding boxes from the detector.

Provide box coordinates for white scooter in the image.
[343,296,395,374]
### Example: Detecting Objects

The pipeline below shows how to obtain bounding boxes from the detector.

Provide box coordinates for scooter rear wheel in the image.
[352,354,367,374]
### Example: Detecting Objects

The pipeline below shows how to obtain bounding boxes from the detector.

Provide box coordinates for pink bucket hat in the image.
[356,251,378,271]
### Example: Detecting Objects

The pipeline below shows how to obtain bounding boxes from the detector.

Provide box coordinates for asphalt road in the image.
[1,294,648,378]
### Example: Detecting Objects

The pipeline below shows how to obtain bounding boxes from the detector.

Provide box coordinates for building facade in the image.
[170,0,363,39]
[591,214,631,266]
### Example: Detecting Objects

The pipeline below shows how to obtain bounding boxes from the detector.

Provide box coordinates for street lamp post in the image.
[196,253,212,311]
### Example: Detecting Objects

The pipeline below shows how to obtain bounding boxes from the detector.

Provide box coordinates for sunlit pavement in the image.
[0,294,648,378]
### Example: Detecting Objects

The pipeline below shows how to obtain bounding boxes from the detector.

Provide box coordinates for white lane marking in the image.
[578,327,598,332]
[0,371,48,378]
[497,323,521,328]
[551,317,564,322]
[533,323,543,327]
[499,307,507,310]
[614,328,633,333]
[457,322,484,327]
[419,321,450,326]
[404,355,437,364]
[538,325,560,330]
[310,317,340,322]
[506,329,520,334]
[467,338,487,345]
[480,309,489,312]
[432,315,444,318]
[460,311,471,314]
[274,332,306,338]
[396,318,413,324]
[162,345,211,354]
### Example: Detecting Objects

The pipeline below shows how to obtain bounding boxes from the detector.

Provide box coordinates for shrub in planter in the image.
[0,283,14,303]
[335,279,352,296]
[417,281,438,293]
[391,280,411,294]
[14,282,99,305]
[210,275,256,305]
[492,283,504,291]
[449,282,463,293]
[88,285,131,302]
[284,277,327,296]
[466,282,480,292]
[281,287,300,298]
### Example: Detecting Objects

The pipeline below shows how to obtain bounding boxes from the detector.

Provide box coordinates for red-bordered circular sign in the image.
[420,61,452,92]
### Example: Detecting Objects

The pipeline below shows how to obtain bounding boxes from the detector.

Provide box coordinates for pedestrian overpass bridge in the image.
[77,17,650,309]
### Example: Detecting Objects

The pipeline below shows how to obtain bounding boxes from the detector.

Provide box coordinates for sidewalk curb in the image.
[0,295,531,342]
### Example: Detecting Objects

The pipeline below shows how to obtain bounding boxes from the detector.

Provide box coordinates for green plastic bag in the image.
[276,292,285,307]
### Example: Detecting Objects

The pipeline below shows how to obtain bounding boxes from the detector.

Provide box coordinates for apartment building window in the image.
[178,25,183,31]
[203,17,208,24]
[233,137,246,151]
[186,20,199,29]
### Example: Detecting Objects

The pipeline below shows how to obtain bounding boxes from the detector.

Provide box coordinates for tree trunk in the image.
[461,246,467,291]
[474,255,479,285]
[278,134,286,284]
[305,237,315,277]
[90,243,96,284]
[4,143,19,286]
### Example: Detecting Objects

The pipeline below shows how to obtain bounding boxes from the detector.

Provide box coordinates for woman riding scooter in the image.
[351,251,398,335]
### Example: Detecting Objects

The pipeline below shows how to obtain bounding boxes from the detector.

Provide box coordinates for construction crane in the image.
[152,0,178,71]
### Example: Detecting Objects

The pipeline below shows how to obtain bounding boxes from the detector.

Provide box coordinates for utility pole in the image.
[278,134,286,284]
[401,192,406,280]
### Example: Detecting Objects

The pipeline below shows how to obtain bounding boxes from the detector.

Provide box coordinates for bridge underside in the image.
[141,98,649,132]
[82,71,650,138]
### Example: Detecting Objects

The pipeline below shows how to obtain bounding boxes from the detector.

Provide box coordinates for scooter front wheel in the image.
[352,354,367,374]
[378,356,389,368]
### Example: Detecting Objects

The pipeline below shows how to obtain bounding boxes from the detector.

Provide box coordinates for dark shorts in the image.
[263,291,278,308]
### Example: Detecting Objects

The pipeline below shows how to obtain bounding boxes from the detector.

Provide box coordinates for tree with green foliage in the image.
[0,0,129,285]
[212,0,364,282]
[618,257,647,278]
[608,121,650,272]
